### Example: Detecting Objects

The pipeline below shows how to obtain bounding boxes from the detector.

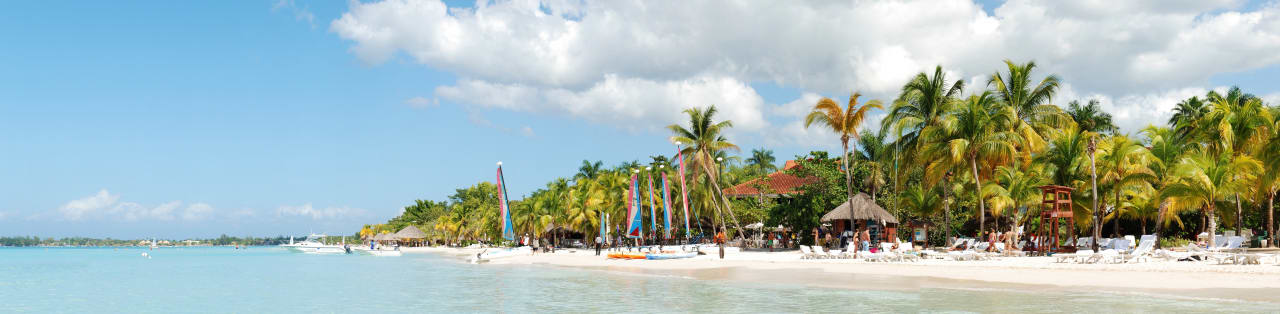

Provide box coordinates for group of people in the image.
[813,227,875,252]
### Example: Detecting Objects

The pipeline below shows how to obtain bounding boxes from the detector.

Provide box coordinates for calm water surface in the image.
[0,247,1274,313]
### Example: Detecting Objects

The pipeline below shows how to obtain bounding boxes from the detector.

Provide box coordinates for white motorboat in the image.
[280,234,347,254]
[354,247,403,257]
[469,246,532,263]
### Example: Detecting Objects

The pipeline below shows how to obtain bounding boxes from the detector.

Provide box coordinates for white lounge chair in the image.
[1120,235,1156,263]
[799,245,815,259]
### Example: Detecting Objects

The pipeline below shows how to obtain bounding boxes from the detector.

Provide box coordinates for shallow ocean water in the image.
[0,247,1275,313]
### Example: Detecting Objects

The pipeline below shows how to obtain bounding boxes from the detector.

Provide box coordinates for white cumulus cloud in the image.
[276,203,366,220]
[59,189,120,221]
[332,0,1280,136]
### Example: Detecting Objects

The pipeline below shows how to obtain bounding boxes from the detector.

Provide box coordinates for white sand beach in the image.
[405,246,1280,302]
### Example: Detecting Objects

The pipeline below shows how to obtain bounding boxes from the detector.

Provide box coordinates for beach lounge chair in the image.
[1112,238,1131,252]
[799,245,815,259]
[1119,235,1156,263]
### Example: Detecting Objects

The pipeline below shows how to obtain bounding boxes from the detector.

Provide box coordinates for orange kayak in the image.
[607,252,648,259]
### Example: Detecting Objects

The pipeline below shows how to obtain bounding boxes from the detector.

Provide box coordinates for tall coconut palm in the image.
[1256,107,1280,247]
[668,105,744,237]
[1141,125,1187,246]
[1067,99,1118,135]
[1095,134,1156,238]
[884,65,965,166]
[1198,87,1270,236]
[922,92,1018,234]
[988,59,1068,156]
[1162,151,1262,249]
[803,92,883,227]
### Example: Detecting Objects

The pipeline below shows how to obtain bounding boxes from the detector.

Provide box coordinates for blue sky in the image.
[2,0,1278,238]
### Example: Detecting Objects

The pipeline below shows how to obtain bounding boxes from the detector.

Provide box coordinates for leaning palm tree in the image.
[1258,109,1280,247]
[803,92,883,223]
[1162,151,1262,249]
[668,105,744,237]
[922,92,1018,234]
[1140,125,1187,246]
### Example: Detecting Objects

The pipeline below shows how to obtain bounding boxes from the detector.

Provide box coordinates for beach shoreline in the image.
[405,246,1280,303]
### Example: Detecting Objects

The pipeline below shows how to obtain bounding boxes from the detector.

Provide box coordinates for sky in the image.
[2,0,1279,239]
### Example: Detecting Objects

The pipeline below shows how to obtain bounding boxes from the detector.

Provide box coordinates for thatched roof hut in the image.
[821,192,898,225]
[394,226,427,239]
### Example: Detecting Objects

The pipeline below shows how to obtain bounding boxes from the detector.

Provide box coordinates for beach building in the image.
[393,226,427,247]
[722,160,818,199]
[821,193,899,245]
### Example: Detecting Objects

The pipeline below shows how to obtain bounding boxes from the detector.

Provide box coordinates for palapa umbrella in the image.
[821,192,899,225]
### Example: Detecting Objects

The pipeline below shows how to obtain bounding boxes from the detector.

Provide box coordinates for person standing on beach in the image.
[859,228,870,252]
[594,235,602,256]
[714,228,726,259]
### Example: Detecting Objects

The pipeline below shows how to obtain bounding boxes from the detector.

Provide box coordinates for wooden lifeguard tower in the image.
[1035,185,1076,253]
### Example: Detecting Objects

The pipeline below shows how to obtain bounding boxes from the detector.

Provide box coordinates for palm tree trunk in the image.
[1269,192,1276,248]
[1208,205,1217,249]
[1154,200,1167,249]
[943,176,952,244]
[1089,143,1100,252]
[1235,193,1243,238]
[972,159,986,237]
[1113,188,1121,238]
[842,138,855,236]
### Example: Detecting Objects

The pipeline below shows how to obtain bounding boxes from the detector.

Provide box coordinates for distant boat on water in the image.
[280,234,346,254]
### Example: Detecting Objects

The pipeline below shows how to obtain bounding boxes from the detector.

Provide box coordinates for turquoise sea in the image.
[0,247,1276,313]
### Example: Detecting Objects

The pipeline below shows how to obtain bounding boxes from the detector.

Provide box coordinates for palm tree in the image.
[855,130,891,201]
[923,92,1019,234]
[1162,151,1262,249]
[668,105,744,237]
[983,165,1048,235]
[1169,96,1209,141]
[1095,134,1156,238]
[803,92,883,227]
[1259,109,1280,247]
[988,59,1068,156]
[1199,87,1270,236]
[745,148,778,177]
[884,65,964,166]
[1067,99,1118,135]
[577,160,603,180]
[1141,125,1187,246]
[901,184,944,245]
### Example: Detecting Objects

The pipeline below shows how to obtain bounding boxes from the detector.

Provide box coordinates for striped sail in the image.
[626,174,643,238]
[497,165,514,241]
[662,172,672,239]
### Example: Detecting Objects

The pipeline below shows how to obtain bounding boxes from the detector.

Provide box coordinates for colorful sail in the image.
[599,211,607,242]
[662,172,673,239]
[626,174,643,238]
[496,163,515,241]
[647,173,657,235]
[676,148,691,238]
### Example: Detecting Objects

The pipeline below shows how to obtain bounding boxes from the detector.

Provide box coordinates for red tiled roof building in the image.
[723,160,819,198]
